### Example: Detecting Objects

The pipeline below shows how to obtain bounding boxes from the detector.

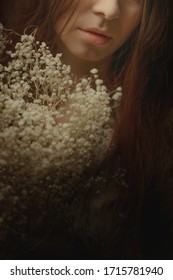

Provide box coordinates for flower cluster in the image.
[0,25,122,244]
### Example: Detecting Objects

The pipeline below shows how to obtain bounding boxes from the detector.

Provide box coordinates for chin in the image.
[72,49,107,62]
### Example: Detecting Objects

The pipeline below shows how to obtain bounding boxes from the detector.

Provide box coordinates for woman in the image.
[0,0,173,259]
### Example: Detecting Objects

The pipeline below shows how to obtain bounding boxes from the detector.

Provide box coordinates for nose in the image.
[93,0,120,20]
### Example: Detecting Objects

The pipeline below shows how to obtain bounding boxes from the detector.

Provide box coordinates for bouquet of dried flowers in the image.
[0,23,122,245]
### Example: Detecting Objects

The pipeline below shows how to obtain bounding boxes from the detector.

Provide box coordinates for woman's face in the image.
[55,0,142,62]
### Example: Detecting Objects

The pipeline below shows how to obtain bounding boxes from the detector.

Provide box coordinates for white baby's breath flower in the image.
[0,24,122,245]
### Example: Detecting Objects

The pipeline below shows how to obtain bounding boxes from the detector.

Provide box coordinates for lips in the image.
[78,28,112,45]
[83,28,112,38]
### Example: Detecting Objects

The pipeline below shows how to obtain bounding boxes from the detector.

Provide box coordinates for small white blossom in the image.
[90,68,98,74]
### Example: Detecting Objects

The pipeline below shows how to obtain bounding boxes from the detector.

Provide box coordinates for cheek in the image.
[133,6,142,27]
[54,9,77,36]
[123,10,141,36]
[54,3,87,36]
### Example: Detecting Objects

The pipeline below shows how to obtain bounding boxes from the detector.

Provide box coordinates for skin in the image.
[54,0,142,79]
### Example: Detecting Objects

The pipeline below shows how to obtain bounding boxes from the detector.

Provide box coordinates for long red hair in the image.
[109,1,173,253]
[116,0,173,191]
